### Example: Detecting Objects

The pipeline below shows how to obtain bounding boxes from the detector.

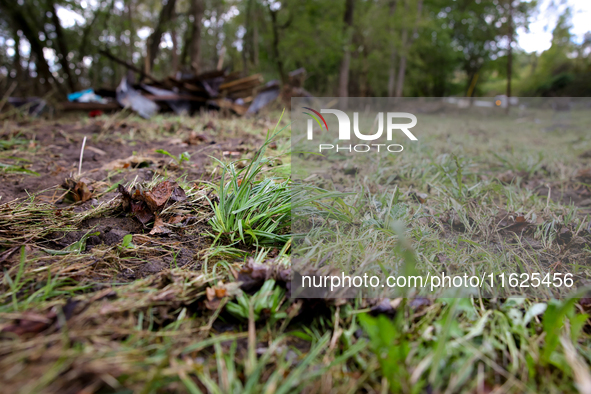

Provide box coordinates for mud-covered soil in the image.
[0,115,275,282]
[0,117,264,203]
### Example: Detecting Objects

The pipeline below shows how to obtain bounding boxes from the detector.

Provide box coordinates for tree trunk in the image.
[180,26,191,69]
[146,0,177,73]
[0,1,58,93]
[338,0,355,106]
[394,53,407,97]
[48,0,77,92]
[170,28,179,75]
[466,71,479,97]
[253,20,259,67]
[242,0,254,75]
[189,0,204,74]
[268,5,287,84]
[13,31,23,83]
[506,0,513,114]
[125,0,134,64]
[387,50,398,97]
[395,0,422,98]
[387,0,398,97]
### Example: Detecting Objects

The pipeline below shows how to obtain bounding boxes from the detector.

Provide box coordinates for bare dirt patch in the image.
[0,118,263,203]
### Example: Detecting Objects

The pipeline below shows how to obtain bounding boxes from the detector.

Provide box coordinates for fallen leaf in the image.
[149,214,171,235]
[73,181,93,202]
[499,212,533,233]
[118,182,186,227]
[131,200,154,225]
[144,181,187,212]
[144,181,175,212]
[62,178,93,203]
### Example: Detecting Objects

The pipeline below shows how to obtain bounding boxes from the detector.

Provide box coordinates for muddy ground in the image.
[0,116,266,203]
[0,113,281,282]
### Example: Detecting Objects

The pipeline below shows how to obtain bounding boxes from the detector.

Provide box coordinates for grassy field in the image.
[0,107,590,393]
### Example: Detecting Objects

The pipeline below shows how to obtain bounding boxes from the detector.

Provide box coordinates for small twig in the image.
[78,136,87,176]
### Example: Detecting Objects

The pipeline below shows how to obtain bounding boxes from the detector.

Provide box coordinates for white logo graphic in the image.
[304,109,418,153]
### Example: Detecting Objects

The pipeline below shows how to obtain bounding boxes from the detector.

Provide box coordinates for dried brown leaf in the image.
[73,181,93,202]
[149,215,171,235]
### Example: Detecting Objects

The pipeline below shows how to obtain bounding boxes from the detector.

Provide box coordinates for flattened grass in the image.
[0,111,590,393]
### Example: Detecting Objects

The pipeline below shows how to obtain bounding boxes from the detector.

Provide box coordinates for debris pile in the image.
[5,52,311,119]
[118,180,189,235]
[55,51,285,118]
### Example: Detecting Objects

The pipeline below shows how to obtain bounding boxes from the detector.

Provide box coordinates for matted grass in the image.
[0,109,589,393]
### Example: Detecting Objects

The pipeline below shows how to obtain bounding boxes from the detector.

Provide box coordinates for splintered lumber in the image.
[143,94,206,102]
[219,74,263,91]
[165,77,207,94]
[228,88,259,99]
[181,82,206,93]
[94,51,275,116]
[224,82,262,95]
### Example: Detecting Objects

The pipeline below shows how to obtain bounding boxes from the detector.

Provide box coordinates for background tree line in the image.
[0,0,590,99]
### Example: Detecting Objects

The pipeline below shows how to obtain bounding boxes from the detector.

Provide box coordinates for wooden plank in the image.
[219,74,263,90]
[143,94,206,102]
[222,80,262,94]
[227,88,257,99]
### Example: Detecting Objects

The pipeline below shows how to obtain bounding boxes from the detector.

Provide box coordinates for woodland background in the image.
[0,0,590,99]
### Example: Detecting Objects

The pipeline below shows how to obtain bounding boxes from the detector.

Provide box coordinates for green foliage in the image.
[358,312,416,393]
[225,279,286,323]
[207,112,290,246]
[40,231,100,255]
[156,149,191,168]
[517,8,591,96]
[542,297,589,365]
[0,162,39,176]
[6,0,587,98]
[119,233,136,251]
